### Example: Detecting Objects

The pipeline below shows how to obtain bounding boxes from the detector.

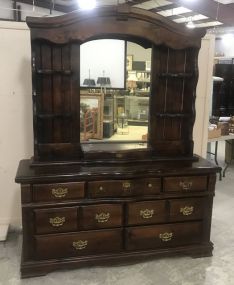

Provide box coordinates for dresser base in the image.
[21,242,213,278]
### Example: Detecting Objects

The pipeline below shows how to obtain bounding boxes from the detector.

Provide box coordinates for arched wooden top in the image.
[26,5,205,49]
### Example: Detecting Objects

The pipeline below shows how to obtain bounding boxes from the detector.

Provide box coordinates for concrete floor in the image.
[0,147,233,285]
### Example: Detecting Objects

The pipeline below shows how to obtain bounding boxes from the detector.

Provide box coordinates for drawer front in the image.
[126,222,202,251]
[164,176,207,192]
[34,207,78,234]
[88,178,161,198]
[127,201,166,226]
[169,198,204,222]
[33,182,85,202]
[35,229,123,259]
[80,204,123,230]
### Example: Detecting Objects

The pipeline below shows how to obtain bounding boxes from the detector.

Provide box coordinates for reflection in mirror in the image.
[80,41,152,145]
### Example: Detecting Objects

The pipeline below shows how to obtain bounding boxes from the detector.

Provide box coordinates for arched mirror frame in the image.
[27,5,205,163]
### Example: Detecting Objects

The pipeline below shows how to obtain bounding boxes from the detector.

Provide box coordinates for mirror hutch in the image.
[15,5,219,278]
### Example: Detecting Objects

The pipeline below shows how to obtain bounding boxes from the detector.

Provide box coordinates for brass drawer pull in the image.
[180,206,194,216]
[148,183,153,188]
[98,186,104,192]
[179,181,193,190]
[123,182,131,191]
[95,212,110,223]
[159,232,173,242]
[49,217,65,227]
[72,240,88,250]
[52,187,68,198]
[140,209,154,219]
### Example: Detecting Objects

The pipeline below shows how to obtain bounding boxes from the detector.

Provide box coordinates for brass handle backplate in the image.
[123,182,131,191]
[180,206,194,216]
[179,181,193,191]
[95,212,110,223]
[52,187,68,198]
[148,183,153,188]
[72,240,88,250]
[49,217,65,227]
[140,209,154,219]
[159,232,173,242]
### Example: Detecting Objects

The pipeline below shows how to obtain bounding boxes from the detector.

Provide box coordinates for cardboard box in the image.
[208,128,221,139]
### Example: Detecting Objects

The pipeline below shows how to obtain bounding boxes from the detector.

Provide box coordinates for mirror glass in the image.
[80,40,152,145]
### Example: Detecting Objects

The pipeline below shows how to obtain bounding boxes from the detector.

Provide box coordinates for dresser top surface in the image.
[15,157,220,184]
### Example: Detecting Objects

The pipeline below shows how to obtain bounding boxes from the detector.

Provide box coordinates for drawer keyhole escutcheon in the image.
[49,217,65,227]
[140,209,154,219]
[72,240,88,250]
[179,181,193,190]
[95,212,110,223]
[159,232,173,242]
[180,206,194,216]
[52,187,68,198]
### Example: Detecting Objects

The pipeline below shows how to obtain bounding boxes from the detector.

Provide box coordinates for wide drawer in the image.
[127,200,167,226]
[33,182,85,202]
[35,229,123,259]
[169,198,204,222]
[34,207,78,234]
[79,204,123,230]
[88,178,161,198]
[163,176,207,192]
[126,222,202,251]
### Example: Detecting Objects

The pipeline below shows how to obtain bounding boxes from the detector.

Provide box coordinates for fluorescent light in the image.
[78,0,96,10]
[186,20,195,29]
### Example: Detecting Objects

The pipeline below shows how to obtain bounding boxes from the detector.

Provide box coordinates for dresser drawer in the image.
[126,222,202,251]
[33,182,85,202]
[163,176,207,192]
[88,178,161,198]
[34,207,78,234]
[169,198,204,222]
[79,204,123,230]
[127,201,166,226]
[35,229,123,259]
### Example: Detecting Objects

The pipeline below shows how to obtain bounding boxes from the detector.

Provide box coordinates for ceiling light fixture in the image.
[186,18,195,29]
[78,0,96,10]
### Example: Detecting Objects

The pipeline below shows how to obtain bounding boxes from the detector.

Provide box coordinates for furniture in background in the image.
[15,5,219,278]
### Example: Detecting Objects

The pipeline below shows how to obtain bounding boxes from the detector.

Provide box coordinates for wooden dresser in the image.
[15,5,219,278]
[16,158,219,278]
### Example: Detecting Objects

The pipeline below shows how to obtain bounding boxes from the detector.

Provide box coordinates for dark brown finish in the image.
[15,6,219,278]
[33,182,85,202]
[35,229,123,259]
[34,207,78,234]
[126,222,202,251]
[163,176,207,192]
[79,204,123,230]
[127,200,167,225]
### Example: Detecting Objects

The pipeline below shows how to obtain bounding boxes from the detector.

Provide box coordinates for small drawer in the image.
[126,222,202,251]
[33,182,85,202]
[127,200,166,226]
[35,229,123,260]
[169,198,204,222]
[88,178,161,198]
[79,204,123,230]
[34,207,78,234]
[163,176,207,192]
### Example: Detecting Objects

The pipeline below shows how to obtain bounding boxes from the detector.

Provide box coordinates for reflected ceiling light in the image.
[222,33,234,45]
[78,0,96,10]
[186,19,195,29]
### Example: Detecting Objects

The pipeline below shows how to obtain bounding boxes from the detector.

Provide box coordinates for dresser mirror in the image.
[80,40,151,146]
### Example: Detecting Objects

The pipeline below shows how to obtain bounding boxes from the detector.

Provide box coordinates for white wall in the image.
[215,38,234,58]
[193,34,215,157]
[0,21,33,227]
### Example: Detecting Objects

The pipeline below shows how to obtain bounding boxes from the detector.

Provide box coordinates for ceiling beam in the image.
[149,3,179,13]
[126,0,149,6]
[167,0,234,26]
[15,0,78,13]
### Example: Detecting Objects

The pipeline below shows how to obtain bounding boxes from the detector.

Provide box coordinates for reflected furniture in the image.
[15,5,219,278]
